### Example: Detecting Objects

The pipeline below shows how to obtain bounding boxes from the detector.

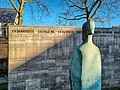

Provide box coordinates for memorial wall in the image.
[8,26,120,90]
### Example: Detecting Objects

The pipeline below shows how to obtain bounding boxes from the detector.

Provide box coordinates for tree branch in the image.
[69,0,85,10]
[10,0,19,12]
[94,19,103,22]
[17,0,21,4]
[89,0,99,14]
[28,3,36,23]
[19,0,24,13]
[59,16,86,20]
[84,0,89,20]
[74,14,86,18]
[91,0,104,19]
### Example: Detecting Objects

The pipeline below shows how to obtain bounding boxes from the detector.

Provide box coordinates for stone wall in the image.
[8,26,120,90]
[0,37,8,78]
[94,28,120,88]
[0,37,8,59]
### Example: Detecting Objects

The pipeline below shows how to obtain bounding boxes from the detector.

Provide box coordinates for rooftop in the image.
[0,8,17,23]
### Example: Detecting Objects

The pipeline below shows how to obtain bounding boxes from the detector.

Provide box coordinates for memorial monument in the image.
[70,20,101,90]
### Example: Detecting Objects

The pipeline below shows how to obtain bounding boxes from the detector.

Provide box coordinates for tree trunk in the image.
[18,13,23,25]
[18,0,25,25]
[10,0,25,25]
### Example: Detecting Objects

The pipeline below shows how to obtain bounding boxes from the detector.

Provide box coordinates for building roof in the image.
[0,8,17,23]
[112,26,120,28]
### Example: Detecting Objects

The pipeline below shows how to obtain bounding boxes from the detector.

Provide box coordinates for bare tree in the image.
[9,0,50,25]
[58,0,120,25]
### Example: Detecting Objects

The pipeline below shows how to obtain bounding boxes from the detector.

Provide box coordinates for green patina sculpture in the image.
[70,20,101,90]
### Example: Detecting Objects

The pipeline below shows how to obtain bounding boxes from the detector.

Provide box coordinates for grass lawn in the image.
[0,83,8,90]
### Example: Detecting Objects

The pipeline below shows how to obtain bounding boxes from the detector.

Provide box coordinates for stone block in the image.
[26,79,40,90]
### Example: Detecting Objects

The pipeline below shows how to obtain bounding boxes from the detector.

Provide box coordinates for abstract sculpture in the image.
[70,20,101,90]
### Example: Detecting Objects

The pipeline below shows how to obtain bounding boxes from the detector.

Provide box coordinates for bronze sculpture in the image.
[70,20,101,90]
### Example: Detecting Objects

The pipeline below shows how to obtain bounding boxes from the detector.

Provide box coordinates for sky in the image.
[0,0,120,28]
